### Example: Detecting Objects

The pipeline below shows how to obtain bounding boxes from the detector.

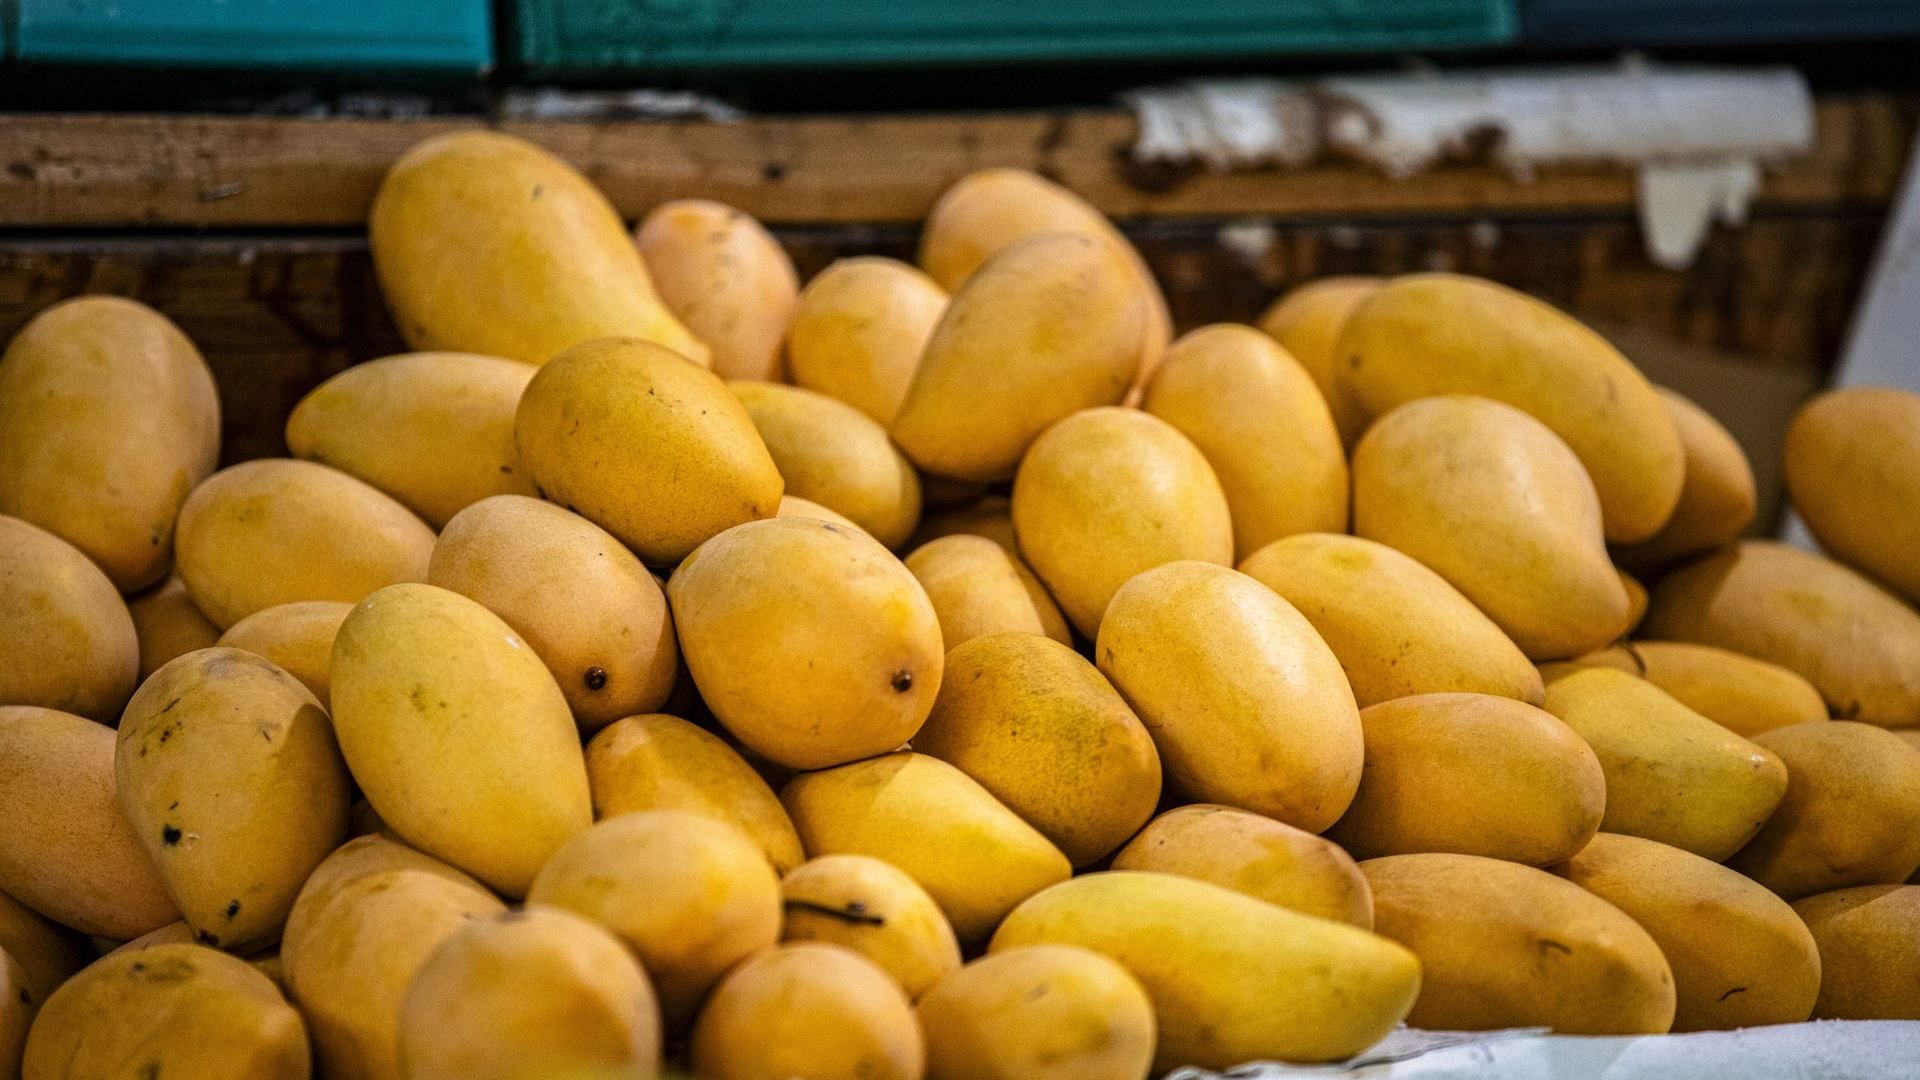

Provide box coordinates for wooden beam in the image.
[0,96,1911,229]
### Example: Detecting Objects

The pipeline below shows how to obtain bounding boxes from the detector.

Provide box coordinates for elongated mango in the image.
[1257,276,1382,447]
[0,515,138,722]
[1614,388,1756,568]
[732,380,922,549]
[787,257,947,425]
[1112,804,1372,928]
[1785,387,1920,603]
[636,198,797,381]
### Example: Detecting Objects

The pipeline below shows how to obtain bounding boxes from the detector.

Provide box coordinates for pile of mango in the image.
[3,128,1920,1080]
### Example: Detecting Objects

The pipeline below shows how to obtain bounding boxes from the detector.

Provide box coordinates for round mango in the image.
[691,941,924,1080]
[781,854,962,1000]
[787,256,947,425]
[1793,884,1920,1019]
[1785,386,1920,603]
[731,380,922,548]
[0,515,138,721]
[917,945,1154,1080]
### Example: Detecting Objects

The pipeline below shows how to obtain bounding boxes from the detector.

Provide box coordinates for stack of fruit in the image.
[2,129,1919,1080]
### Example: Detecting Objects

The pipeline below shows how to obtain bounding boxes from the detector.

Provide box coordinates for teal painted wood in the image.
[514,0,1517,72]
[1523,0,1920,47]
[15,0,493,71]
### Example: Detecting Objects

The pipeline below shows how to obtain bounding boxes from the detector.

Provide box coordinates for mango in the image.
[1551,642,1828,738]
[22,944,308,1080]
[1614,388,1756,568]
[1729,721,1920,899]
[1362,853,1674,1034]
[917,945,1154,1080]
[281,836,504,1080]
[330,583,590,896]
[1543,669,1785,860]
[1097,561,1361,831]
[1553,833,1819,1031]
[0,707,175,939]
[369,130,705,366]
[1785,387,1920,602]
[0,296,219,592]
[1793,884,1920,1019]
[585,713,804,873]
[397,906,661,1080]
[778,494,864,532]
[691,942,924,1080]
[782,854,962,1000]
[216,601,351,704]
[1111,804,1371,928]
[1,950,25,1079]
[109,922,282,989]
[128,574,221,681]
[1142,324,1347,557]
[635,199,796,381]
[1644,541,1920,727]
[732,380,923,548]
[1239,532,1543,707]
[1330,693,1605,866]
[529,811,780,1031]
[1619,570,1649,634]
[514,336,782,565]
[892,234,1148,481]
[1353,396,1630,660]
[0,516,138,721]
[914,633,1160,866]
[992,871,1419,1070]
[1336,274,1682,542]
[0,891,86,1008]
[1012,408,1233,636]
[429,495,677,729]
[905,535,1062,649]
[787,256,947,424]
[285,351,536,528]
[1256,276,1382,447]
[669,517,942,769]
[782,753,1071,944]
[174,459,434,629]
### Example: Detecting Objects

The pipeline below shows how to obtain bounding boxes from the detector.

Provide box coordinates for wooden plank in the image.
[0,97,1911,228]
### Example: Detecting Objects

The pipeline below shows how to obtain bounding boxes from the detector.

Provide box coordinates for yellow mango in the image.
[992,871,1419,1070]
[691,942,924,1080]
[782,753,1070,945]
[635,199,797,381]
[1256,276,1383,447]
[782,854,962,1000]
[0,707,175,939]
[0,296,218,592]
[129,574,221,681]
[330,583,590,896]
[285,351,536,528]
[397,906,661,1080]
[1012,408,1233,637]
[1565,641,1829,738]
[778,494,864,532]
[787,256,947,425]
[216,601,351,704]
[1097,561,1361,832]
[1239,532,1543,707]
[514,336,782,565]
[892,234,1148,482]
[369,130,706,366]
[1729,721,1920,899]
[1330,693,1605,866]
[0,516,138,721]
[1363,852,1674,1034]
[1619,570,1648,634]
[109,921,282,989]
[905,535,1060,649]
[1543,669,1785,860]
[0,891,87,1008]
[1336,274,1682,542]
[1353,396,1630,660]
[585,713,804,873]
[1785,386,1920,602]
[915,633,1160,866]
[918,945,1154,1080]
[23,944,308,1080]
[1111,804,1371,928]
[668,517,942,770]
[1554,833,1819,1031]
[732,380,923,548]
[1644,541,1920,727]
[1793,884,1920,1019]
[174,459,434,629]
[1614,388,1756,568]
[529,811,780,1031]
[281,836,504,1080]
[429,495,676,730]
[1143,324,1348,558]
[907,498,1071,644]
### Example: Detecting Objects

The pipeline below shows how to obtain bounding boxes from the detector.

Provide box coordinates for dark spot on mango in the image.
[499,464,514,474]
[531,184,544,200]
[17,986,29,1005]
[225,899,241,920]
[161,825,182,846]
[890,670,914,693]
[1718,986,1748,1002]
[196,930,220,947]
[763,161,787,181]
[585,667,608,691]
[160,697,181,714]
[140,1063,160,1080]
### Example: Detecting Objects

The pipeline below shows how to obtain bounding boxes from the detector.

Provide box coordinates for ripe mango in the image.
[1363,852,1674,1034]
[1614,388,1756,569]
[1548,642,1828,738]
[1793,884,1920,1019]
[0,515,138,721]
[917,945,1154,1080]
[1239,532,1543,707]
[215,601,351,704]
[514,336,782,565]
[369,130,705,366]
[732,380,922,549]
[128,575,220,681]
[781,854,962,1000]
[787,256,947,424]
[0,296,219,592]
[909,498,1071,644]
[1012,407,1233,637]
[1097,561,1361,832]
[1256,276,1382,447]
[1111,804,1372,928]
[1785,387,1920,603]
[0,891,87,1008]
[691,942,924,1080]
[992,871,1419,1070]
[904,535,1062,649]
[636,198,797,381]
